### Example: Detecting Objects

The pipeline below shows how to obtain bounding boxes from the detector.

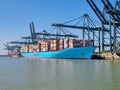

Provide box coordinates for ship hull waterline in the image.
[21,46,96,59]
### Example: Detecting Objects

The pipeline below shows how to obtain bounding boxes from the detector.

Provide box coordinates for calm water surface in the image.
[0,57,120,90]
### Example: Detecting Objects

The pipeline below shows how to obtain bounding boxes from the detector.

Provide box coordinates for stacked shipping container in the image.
[21,45,28,52]
[21,39,93,52]
[80,40,93,46]
[50,40,58,51]
[41,41,48,51]
[64,39,69,48]
[33,45,39,52]
[69,39,74,48]
[59,39,64,50]
[74,39,81,47]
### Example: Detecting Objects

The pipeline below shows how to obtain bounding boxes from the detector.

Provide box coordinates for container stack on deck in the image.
[50,40,58,51]
[21,39,93,53]
[21,45,28,53]
[41,41,48,51]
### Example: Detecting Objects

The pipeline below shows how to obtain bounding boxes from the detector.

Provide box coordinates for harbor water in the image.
[0,57,120,90]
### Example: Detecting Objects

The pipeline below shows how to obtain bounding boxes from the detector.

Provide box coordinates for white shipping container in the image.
[21,45,28,52]
[69,39,74,48]
[64,39,69,48]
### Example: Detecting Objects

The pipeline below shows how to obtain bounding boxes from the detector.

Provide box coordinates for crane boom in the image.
[52,23,109,32]
[101,0,120,21]
[86,0,108,24]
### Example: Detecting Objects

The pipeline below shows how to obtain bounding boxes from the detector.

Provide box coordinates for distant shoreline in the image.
[0,55,9,57]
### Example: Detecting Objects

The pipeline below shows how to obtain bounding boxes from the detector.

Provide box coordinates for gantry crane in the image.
[52,14,104,53]
[101,0,120,53]
[86,0,120,53]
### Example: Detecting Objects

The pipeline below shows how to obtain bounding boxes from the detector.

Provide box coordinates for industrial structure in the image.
[4,22,37,56]
[4,0,120,58]
[52,0,120,55]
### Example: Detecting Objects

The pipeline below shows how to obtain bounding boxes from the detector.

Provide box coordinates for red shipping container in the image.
[74,39,81,47]
[86,40,93,46]
[80,40,84,46]
[38,43,41,51]
[80,40,93,46]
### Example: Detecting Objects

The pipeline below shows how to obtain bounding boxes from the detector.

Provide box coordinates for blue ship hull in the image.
[21,46,96,59]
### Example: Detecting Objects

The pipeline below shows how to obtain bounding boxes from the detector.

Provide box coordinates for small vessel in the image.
[4,43,21,57]
[8,48,21,57]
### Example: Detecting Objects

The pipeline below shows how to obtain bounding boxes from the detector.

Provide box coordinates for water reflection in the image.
[0,57,120,90]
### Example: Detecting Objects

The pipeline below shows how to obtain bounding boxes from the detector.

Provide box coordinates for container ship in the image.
[21,39,96,59]
[6,22,96,59]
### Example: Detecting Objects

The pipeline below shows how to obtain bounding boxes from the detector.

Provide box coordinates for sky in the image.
[0,0,115,54]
